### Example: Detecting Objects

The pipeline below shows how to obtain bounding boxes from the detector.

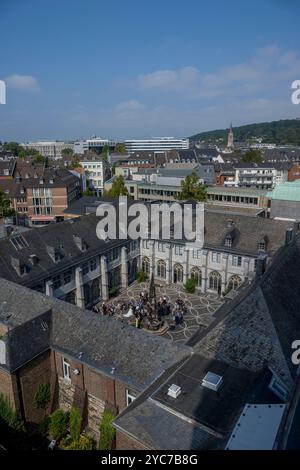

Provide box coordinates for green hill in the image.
[189,119,300,146]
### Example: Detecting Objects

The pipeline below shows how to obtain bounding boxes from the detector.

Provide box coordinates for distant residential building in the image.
[21,141,74,159]
[235,163,289,190]
[124,137,189,154]
[0,168,81,226]
[80,155,109,192]
[74,137,116,155]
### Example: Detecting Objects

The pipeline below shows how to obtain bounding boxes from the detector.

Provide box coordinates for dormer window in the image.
[225,235,232,247]
[258,241,266,252]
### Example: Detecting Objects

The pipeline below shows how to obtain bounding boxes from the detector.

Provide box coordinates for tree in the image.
[70,407,82,442]
[32,154,47,165]
[242,149,262,164]
[63,434,95,450]
[176,172,207,202]
[101,144,110,160]
[0,190,14,218]
[0,393,25,432]
[49,409,68,442]
[33,383,51,417]
[61,148,74,158]
[70,158,82,169]
[104,175,129,197]
[99,410,116,450]
[136,270,148,283]
[184,278,198,294]
[114,143,126,154]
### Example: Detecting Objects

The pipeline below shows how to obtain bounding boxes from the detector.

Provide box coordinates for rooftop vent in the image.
[167,384,182,399]
[202,372,223,392]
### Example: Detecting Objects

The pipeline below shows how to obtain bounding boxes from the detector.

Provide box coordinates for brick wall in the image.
[116,430,148,450]
[18,350,51,423]
[0,368,19,410]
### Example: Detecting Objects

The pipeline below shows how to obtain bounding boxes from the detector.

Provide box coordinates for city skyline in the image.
[0,0,300,141]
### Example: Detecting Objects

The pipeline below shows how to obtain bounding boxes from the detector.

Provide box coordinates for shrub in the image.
[0,393,25,432]
[108,286,118,298]
[136,270,148,283]
[99,410,116,450]
[184,277,197,294]
[33,383,51,416]
[63,434,95,450]
[70,407,82,442]
[49,409,68,441]
[38,415,51,435]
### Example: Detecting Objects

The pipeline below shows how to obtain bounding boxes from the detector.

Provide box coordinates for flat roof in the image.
[267,180,300,202]
[207,186,268,197]
[226,404,286,450]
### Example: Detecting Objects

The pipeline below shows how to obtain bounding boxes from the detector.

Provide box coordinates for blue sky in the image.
[0,0,300,141]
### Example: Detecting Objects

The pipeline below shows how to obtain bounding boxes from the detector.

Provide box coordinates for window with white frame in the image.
[63,357,71,381]
[232,255,242,267]
[158,242,165,253]
[175,245,183,256]
[126,389,137,406]
[142,239,150,249]
[193,249,202,259]
[212,252,221,263]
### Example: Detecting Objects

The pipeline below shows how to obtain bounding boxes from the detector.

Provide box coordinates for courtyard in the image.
[100,282,224,344]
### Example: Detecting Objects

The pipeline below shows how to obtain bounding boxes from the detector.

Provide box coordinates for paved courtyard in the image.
[106,282,224,344]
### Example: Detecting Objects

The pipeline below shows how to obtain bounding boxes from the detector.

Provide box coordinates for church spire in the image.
[227,123,234,149]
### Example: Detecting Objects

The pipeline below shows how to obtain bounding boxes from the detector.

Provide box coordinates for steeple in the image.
[227,123,234,149]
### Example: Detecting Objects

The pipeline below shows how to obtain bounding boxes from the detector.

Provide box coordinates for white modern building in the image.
[21,141,73,159]
[74,137,116,155]
[124,137,189,154]
[80,155,108,192]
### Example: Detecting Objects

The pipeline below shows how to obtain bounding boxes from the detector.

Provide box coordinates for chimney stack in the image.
[285,227,294,246]
[256,254,268,280]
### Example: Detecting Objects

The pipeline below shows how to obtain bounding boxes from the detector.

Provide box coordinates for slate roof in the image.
[113,238,300,449]
[190,236,300,389]
[0,213,126,286]
[0,211,294,286]
[0,278,191,389]
[203,211,293,256]
[113,355,277,450]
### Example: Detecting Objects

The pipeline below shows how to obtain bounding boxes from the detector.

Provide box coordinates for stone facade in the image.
[141,239,256,295]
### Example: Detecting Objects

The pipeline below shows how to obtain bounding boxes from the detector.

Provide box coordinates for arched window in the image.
[227,275,242,292]
[191,267,202,286]
[142,257,150,274]
[157,260,166,279]
[173,264,184,284]
[209,271,222,294]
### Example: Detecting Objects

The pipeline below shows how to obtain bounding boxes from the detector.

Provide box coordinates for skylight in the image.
[10,235,29,251]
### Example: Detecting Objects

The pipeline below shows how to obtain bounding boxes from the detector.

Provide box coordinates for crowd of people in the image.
[92,289,188,331]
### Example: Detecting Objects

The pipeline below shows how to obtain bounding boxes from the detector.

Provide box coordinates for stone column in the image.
[75,267,85,308]
[100,256,109,301]
[202,250,208,293]
[223,254,229,291]
[46,280,54,297]
[121,246,128,289]
[165,243,173,285]
[149,240,156,276]
[183,247,190,284]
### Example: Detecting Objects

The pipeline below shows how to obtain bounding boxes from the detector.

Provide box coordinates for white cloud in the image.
[137,66,200,92]
[135,45,300,101]
[115,99,145,111]
[5,74,39,91]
